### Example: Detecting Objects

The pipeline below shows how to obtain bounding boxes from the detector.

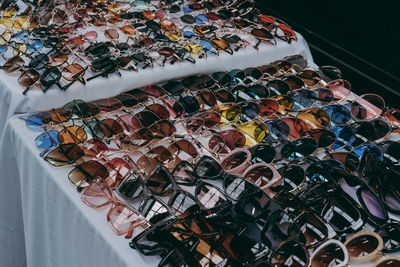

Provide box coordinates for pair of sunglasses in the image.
[81,178,151,238]
[311,229,400,267]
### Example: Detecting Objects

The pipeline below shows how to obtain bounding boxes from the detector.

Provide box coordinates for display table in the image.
[0,116,158,267]
[1,116,399,267]
[0,33,313,138]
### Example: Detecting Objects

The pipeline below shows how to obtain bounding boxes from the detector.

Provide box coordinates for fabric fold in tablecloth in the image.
[0,116,157,267]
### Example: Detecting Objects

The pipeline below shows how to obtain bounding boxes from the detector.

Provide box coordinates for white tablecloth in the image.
[0,116,159,267]
[0,33,313,138]
[1,116,399,267]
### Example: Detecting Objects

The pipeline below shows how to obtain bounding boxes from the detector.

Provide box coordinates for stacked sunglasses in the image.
[25,54,400,266]
[0,0,297,94]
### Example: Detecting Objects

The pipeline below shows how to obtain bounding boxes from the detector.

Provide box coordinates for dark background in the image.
[256,1,400,107]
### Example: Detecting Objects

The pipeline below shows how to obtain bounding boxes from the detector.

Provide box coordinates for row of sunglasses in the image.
[0,0,297,93]
[25,56,400,266]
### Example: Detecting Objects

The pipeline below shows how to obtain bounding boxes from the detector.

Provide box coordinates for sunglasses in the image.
[174,156,261,202]
[81,179,150,238]
[311,229,386,265]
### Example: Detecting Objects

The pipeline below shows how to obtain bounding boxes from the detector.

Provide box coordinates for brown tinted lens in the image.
[377,259,400,267]
[121,128,153,148]
[298,70,321,86]
[185,117,204,132]
[346,234,379,258]
[219,130,246,150]
[121,25,136,35]
[53,10,67,24]
[108,15,122,24]
[199,111,221,128]
[212,38,228,49]
[100,119,123,138]
[68,160,109,188]
[49,53,68,66]
[4,56,24,73]
[91,98,122,112]
[251,28,273,39]
[215,89,235,103]
[169,140,198,158]
[271,240,309,267]
[113,94,139,107]
[136,111,160,127]
[147,104,170,119]
[143,85,166,97]
[18,69,40,87]
[208,134,229,154]
[105,29,119,40]
[44,143,84,166]
[245,166,274,187]
[58,125,87,144]
[62,64,85,81]
[297,108,330,129]
[311,243,346,267]
[49,108,70,123]
[149,146,173,163]
[283,75,305,90]
[220,151,248,170]
[150,120,176,138]
[197,91,217,107]
[40,13,52,25]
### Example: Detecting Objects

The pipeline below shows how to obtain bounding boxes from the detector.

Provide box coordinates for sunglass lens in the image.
[140,196,171,224]
[360,188,387,221]
[281,137,317,159]
[118,175,145,200]
[270,240,309,267]
[304,129,336,148]
[195,182,227,209]
[311,242,346,267]
[250,144,276,163]
[376,259,400,267]
[273,165,304,192]
[266,119,290,140]
[69,160,109,188]
[351,94,385,120]
[294,212,329,248]
[266,80,291,96]
[240,101,259,119]
[345,234,379,258]
[44,143,84,166]
[172,161,196,185]
[223,175,254,201]
[323,104,351,125]
[195,156,223,180]
[179,96,200,114]
[169,191,199,214]
[145,167,173,194]
[35,130,60,149]
[375,222,400,253]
